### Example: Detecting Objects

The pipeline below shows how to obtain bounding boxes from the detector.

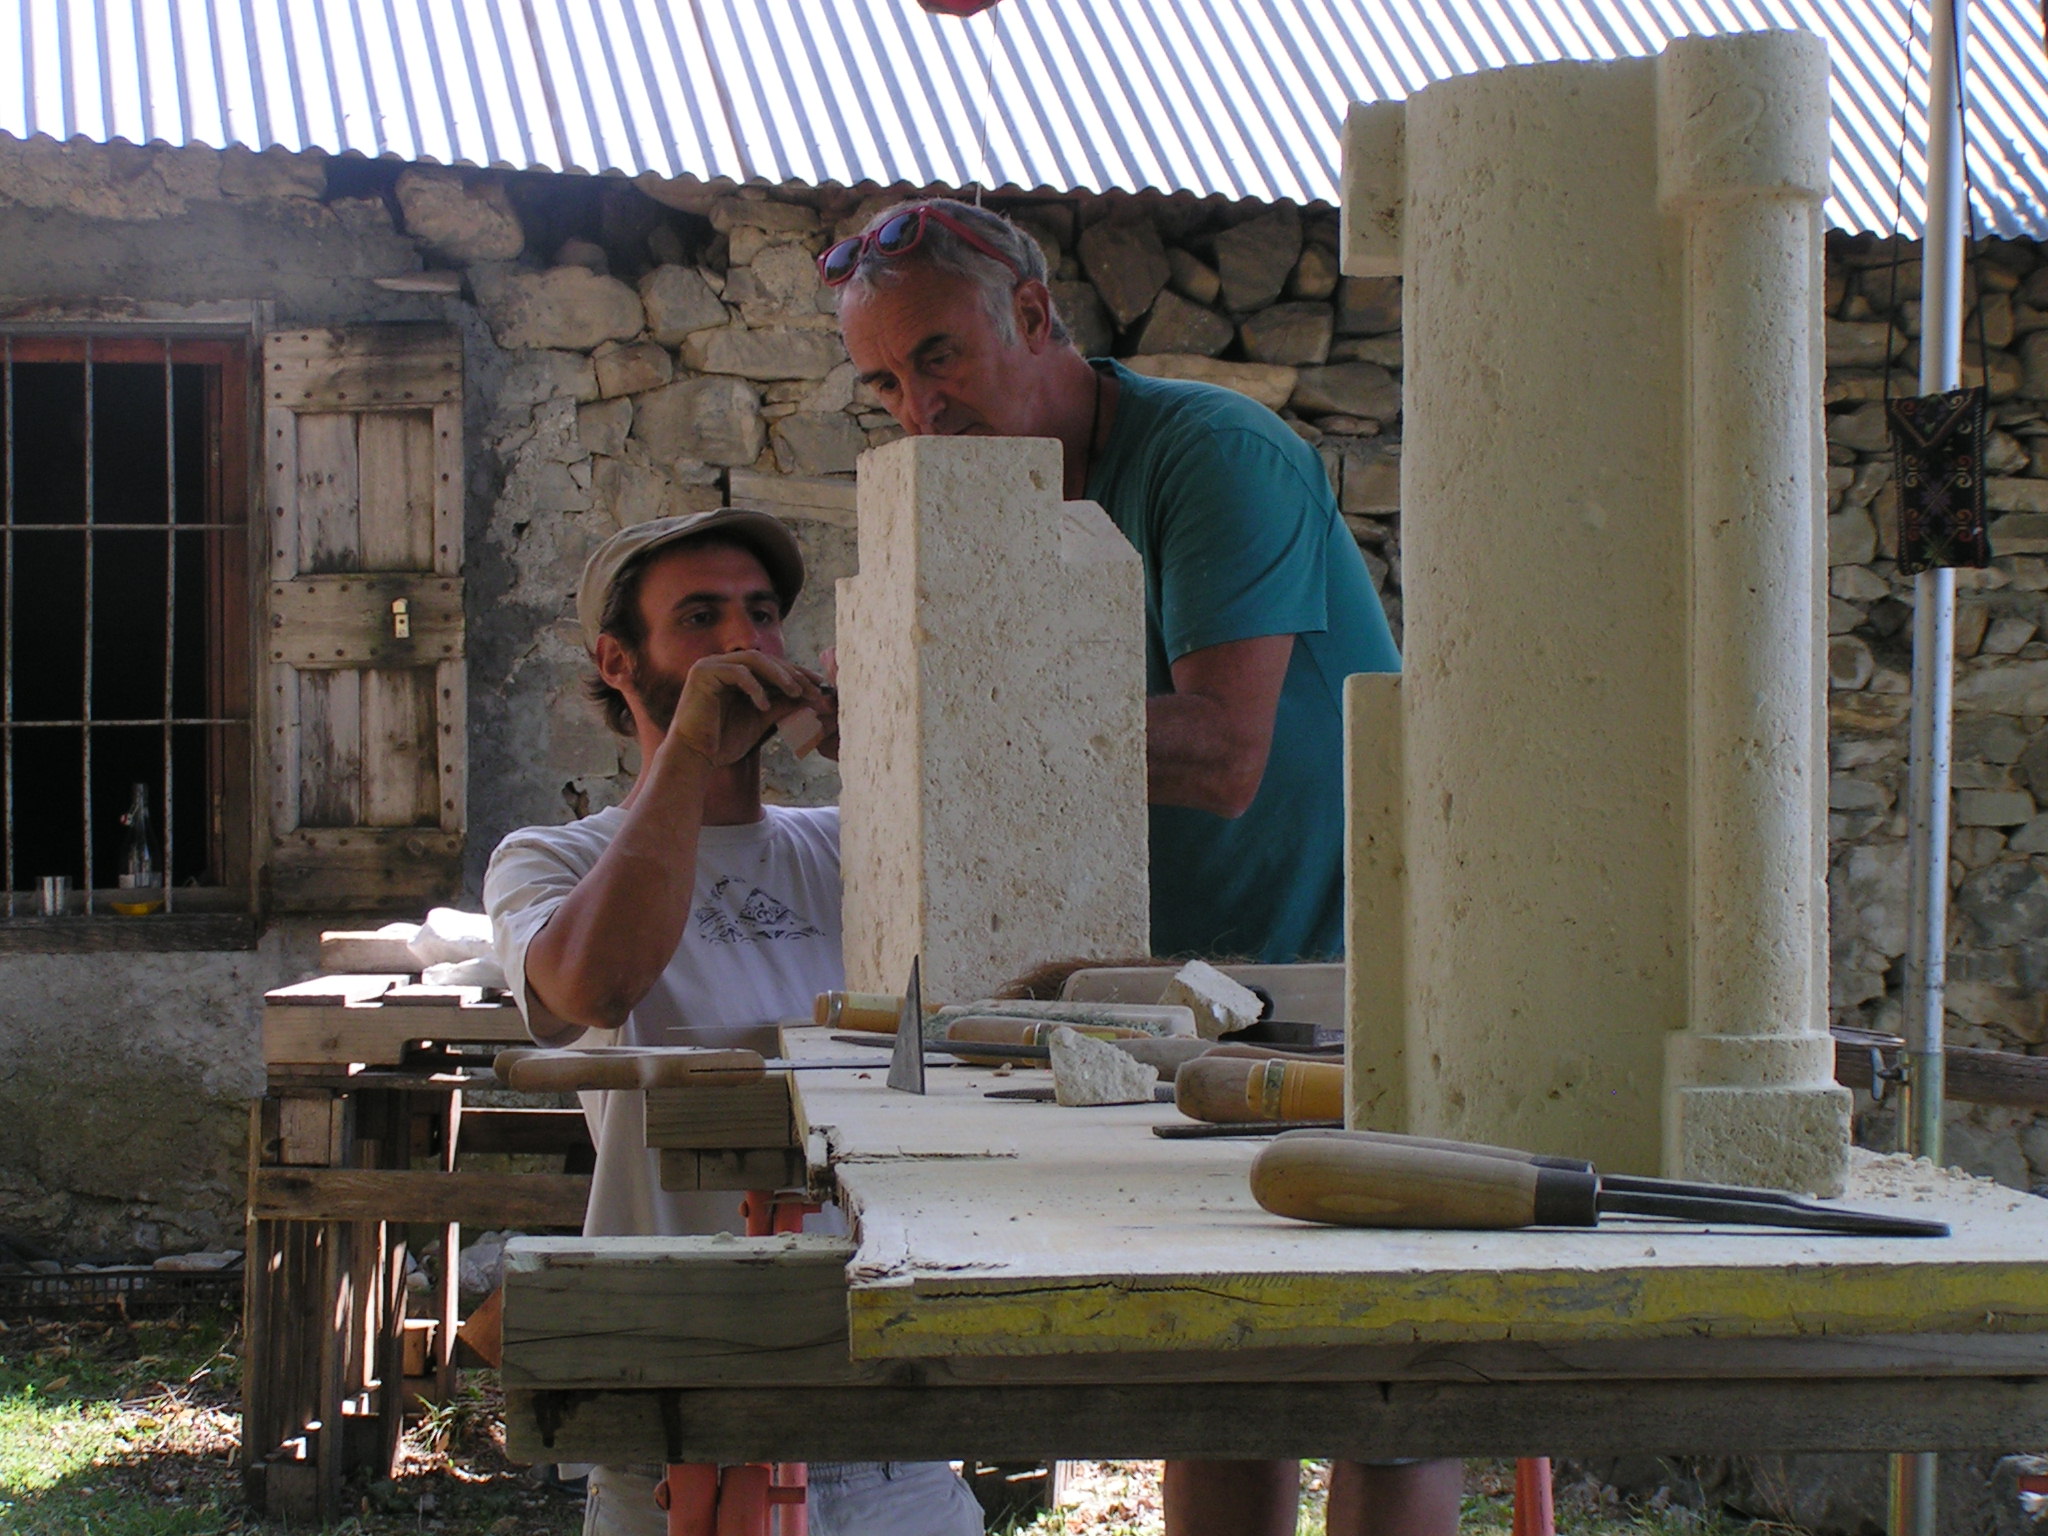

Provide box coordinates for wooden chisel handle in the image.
[946,1017,1149,1046]
[1251,1137,1600,1230]
[1273,1127,1595,1174]
[813,990,909,1033]
[494,1046,767,1091]
[1174,1055,1345,1124]
[1206,1042,1347,1065]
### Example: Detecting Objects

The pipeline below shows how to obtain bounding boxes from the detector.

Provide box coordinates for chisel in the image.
[1249,1131,1949,1237]
[1260,1127,1894,1217]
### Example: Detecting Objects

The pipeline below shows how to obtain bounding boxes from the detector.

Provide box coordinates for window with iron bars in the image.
[0,334,252,927]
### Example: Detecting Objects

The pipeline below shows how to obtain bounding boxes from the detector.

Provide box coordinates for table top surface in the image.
[773,1027,2048,1363]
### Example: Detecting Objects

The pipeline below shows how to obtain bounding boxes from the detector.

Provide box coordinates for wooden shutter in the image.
[262,326,465,912]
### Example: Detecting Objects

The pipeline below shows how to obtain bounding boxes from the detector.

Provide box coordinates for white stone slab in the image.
[837,437,1149,1005]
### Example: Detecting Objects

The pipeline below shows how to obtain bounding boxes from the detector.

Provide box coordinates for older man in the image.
[827,201,1451,1536]
[484,509,983,1536]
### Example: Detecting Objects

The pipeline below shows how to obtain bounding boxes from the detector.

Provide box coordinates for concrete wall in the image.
[0,131,2041,1255]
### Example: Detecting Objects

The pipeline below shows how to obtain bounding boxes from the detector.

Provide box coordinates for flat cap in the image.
[576,509,805,651]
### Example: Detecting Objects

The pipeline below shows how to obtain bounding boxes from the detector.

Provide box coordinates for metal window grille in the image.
[0,332,251,919]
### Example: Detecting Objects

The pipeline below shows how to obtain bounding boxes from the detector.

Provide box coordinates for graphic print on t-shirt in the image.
[693,874,825,945]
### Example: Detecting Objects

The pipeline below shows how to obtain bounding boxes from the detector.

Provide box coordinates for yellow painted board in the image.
[774,1028,2048,1364]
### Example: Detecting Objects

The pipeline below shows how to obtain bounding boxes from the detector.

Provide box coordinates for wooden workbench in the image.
[246,970,589,1521]
[500,1026,2048,1468]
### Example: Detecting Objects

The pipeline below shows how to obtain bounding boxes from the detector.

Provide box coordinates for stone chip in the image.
[1160,959,1264,1041]
[1047,1026,1160,1106]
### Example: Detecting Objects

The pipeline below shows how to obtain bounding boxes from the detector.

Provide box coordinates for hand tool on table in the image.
[493,1043,947,1092]
[887,957,926,1094]
[1250,1130,1949,1237]
[931,1031,1310,1078]
[945,1016,1151,1047]
[817,988,1194,1038]
[1175,1053,1345,1124]
[985,1084,1177,1103]
[1297,1129,1899,1217]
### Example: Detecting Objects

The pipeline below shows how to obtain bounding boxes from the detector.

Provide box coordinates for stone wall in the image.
[0,130,2042,1254]
[1821,231,2048,1184]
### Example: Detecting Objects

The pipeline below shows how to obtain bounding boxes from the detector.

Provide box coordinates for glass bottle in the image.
[114,782,164,915]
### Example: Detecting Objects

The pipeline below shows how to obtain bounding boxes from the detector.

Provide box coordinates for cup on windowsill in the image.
[37,876,71,918]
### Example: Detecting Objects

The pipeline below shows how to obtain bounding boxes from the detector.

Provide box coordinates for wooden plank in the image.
[270,661,302,841]
[431,400,462,578]
[435,656,465,834]
[263,995,525,1067]
[1836,1037,2048,1110]
[267,827,464,915]
[268,975,399,1005]
[658,1147,807,1192]
[319,931,421,973]
[500,1236,855,1391]
[643,1079,794,1150]
[267,576,465,670]
[457,1107,591,1157]
[251,1168,590,1228]
[726,468,857,527]
[276,1097,341,1166]
[762,1031,2048,1362]
[355,411,436,570]
[381,985,483,1008]
[360,668,439,827]
[265,405,300,582]
[265,326,462,412]
[298,670,361,827]
[293,412,361,574]
[502,1375,2048,1465]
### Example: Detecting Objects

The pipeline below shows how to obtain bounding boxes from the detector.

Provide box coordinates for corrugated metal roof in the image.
[1,0,2044,236]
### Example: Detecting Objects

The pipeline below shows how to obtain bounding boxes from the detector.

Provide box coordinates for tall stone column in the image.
[1660,32,1849,1194]
[1338,31,1848,1191]
[836,436,1149,1004]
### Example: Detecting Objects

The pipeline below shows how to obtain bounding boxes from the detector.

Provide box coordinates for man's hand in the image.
[667,651,832,765]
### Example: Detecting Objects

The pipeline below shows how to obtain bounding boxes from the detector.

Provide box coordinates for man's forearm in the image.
[1147,691,1271,816]
[522,737,712,1031]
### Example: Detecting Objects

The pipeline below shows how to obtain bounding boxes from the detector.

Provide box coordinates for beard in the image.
[627,648,686,734]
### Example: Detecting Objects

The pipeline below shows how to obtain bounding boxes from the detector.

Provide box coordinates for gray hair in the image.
[836,197,1071,346]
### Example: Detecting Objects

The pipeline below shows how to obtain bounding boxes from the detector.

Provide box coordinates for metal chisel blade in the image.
[887,956,926,1094]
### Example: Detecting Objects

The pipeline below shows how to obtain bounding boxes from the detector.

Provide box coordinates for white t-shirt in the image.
[484,803,844,1237]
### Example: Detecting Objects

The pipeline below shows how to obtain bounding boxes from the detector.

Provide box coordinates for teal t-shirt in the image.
[1085,362,1401,963]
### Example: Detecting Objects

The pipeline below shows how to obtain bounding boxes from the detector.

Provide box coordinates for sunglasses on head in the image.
[817,203,1024,288]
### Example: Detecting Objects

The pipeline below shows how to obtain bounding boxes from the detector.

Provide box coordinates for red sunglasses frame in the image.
[817,204,1024,288]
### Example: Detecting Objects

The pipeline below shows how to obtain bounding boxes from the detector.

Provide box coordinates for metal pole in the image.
[1903,0,1965,1167]
[1893,3,1966,1532]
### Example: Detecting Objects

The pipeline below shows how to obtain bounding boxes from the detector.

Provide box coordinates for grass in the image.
[0,1311,580,1534]
[0,1313,1807,1536]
